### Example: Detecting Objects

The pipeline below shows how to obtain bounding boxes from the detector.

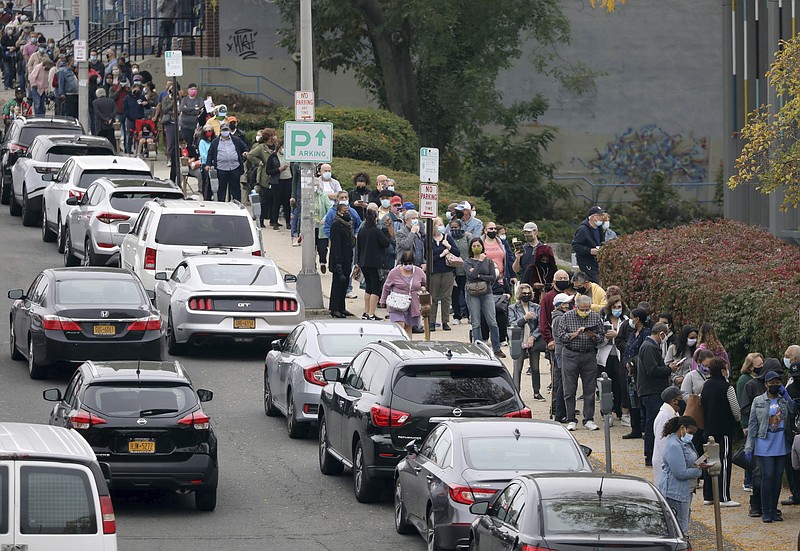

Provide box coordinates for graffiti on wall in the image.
[576,124,708,184]
[227,28,258,60]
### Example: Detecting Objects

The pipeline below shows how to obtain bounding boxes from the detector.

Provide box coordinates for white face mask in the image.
[322,171,332,180]
[686,338,697,347]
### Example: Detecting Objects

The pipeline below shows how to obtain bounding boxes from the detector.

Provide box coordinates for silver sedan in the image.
[264,320,409,438]
[154,257,304,354]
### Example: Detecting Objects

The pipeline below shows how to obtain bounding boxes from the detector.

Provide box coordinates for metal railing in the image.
[554,175,720,207]
[199,67,335,107]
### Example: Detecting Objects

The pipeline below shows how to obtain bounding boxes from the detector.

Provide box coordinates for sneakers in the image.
[451,319,460,325]
[719,501,741,508]
[703,501,713,505]
[584,420,599,431]
[320,264,327,274]
[495,350,507,359]
[442,323,451,331]
[346,292,358,299]
[361,313,370,320]
[742,484,753,493]
[533,393,546,402]
[567,422,577,431]
[620,414,631,427]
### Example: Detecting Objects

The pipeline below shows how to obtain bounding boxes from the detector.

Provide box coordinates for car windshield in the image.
[78,170,152,189]
[392,367,516,407]
[463,437,582,471]
[317,333,404,357]
[55,279,144,305]
[543,499,670,537]
[82,384,198,417]
[19,126,82,147]
[46,145,112,162]
[154,214,254,247]
[110,191,184,213]
[195,263,278,286]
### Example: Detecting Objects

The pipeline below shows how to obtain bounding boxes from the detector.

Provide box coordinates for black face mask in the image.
[554,280,570,291]
[229,124,237,132]
[520,294,532,303]
[450,229,464,239]
[454,210,464,219]
[486,231,497,239]
[340,213,351,222]
[767,384,781,396]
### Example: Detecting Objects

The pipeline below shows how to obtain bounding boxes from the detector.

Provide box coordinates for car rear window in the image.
[79,170,152,189]
[464,436,582,472]
[56,279,144,305]
[154,214,254,247]
[543,499,669,537]
[83,384,198,417]
[196,263,278,286]
[19,126,82,147]
[110,190,184,213]
[392,367,516,407]
[46,145,112,162]
[20,466,97,534]
[317,333,403,357]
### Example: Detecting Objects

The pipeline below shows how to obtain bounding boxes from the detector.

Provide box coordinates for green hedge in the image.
[598,219,800,376]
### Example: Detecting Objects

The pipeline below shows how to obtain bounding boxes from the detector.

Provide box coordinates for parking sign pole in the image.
[77,0,89,130]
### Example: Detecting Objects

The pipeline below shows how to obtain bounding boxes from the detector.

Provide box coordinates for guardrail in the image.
[199,67,335,107]
[554,176,720,207]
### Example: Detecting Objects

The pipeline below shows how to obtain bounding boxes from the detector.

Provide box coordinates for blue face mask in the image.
[611,309,622,318]
[784,357,792,369]
[221,131,230,138]
[380,199,390,208]
[436,226,445,235]
[628,319,635,329]
[411,219,419,227]
[680,433,693,444]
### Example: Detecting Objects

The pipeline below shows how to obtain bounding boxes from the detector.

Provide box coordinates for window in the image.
[78,170,151,190]
[20,465,97,534]
[344,351,370,389]
[316,330,404,357]
[542,498,669,537]
[27,140,38,158]
[429,428,453,467]
[109,190,183,213]
[88,186,106,206]
[55,279,145,305]
[419,424,445,458]
[171,264,188,283]
[392,366,516,407]
[0,465,7,534]
[505,487,526,528]
[365,354,390,395]
[291,328,307,355]
[282,326,300,353]
[30,276,49,305]
[82,384,198,417]
[490,483,520,524]
[154,214,254,247]
[26,273,42,299]
[463,437,583,472]
[46,145,112,162]
[132,208,152,237]
[195,263,279,286]
[18,126,82,147]
[54,159,73,183]
[63,372,81,408]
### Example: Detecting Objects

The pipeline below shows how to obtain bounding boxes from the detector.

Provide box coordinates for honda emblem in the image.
[136,418,147,425]
[100,310,109,318]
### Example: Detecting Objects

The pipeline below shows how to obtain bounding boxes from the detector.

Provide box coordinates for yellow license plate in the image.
[128,440,155,453]
[234,318,256,329]
[93,325,116,335]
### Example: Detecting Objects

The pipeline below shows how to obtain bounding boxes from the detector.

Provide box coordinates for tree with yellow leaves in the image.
[729,36,800,209]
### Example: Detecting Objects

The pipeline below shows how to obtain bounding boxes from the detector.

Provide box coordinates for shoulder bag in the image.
[387,267,413,312]
[684,394,705,429]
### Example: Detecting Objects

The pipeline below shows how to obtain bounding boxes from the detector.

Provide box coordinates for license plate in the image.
[93,324,116,335]
[128,439,155,453]
[234,318,256,329]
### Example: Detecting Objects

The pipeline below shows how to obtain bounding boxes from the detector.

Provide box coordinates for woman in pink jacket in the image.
[381,250,427,337]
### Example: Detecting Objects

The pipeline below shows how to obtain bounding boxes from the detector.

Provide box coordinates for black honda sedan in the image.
[9,267,163,379]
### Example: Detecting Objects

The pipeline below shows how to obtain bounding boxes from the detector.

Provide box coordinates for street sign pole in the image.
[165,51,183,186]
[77,0,88,132]
[419,149,439,340]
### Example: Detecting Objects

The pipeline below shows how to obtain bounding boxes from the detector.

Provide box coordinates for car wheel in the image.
[0,171,10,205]
[427,508,442,551]
[63,226,79,267]
[353,439,380,503]
[9,318,23,361]
[318,415,343,475]
[21,185,38,227]
[84,238,96,266]
[394,479,415,535]
[194,485,217,511]
[41,203,56,242]
[8,186,21,216]
[56,215,66,253]
[286,390,308,439]
[263,369,279,416]
[28,338,46,380]
[166,314,184,356]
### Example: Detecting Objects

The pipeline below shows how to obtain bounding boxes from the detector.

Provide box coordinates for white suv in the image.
[0,421,118,551]
[120,199,264,290]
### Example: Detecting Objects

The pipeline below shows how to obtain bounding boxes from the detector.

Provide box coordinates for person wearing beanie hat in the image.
[572,205,606,284]
[653,385,682,487]
[179,82,204,145]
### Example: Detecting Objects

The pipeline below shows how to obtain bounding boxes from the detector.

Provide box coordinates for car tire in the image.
[353,439,380,503]
[41,203,56,242]
[286,390,308,439]
[263,369,279,417]
[194,485,217,511]
[166,314,184,356]
[9,318,23,361]
[63,226,79,267]
[427,508,442,551]
[318,415,343,476]
[394,479,416,535]
[21,185,38,227]
[28,338,46,380]
[56,215,66,253]
[0,171,10,205]
[84,238,97,266]
[9,186,21,216]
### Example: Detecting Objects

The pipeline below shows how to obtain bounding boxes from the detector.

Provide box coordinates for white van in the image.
[120,199,264,289]
[0,422,117,551]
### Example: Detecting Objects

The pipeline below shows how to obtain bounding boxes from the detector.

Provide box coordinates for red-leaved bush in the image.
[599,219,800,375]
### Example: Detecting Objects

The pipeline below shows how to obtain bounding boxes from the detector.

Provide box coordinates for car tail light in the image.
[178,410,210,430]
[96,242,116,248]
[303,361,339,387]
[448,484,498,505]
[69,410,107,430]
[274,298,297,312]
[68,189,84,200]
[144,247,156,270]
[99,495,116,534]
[503,407,532,418]
[370,405,410,427]
[521,545,550,551]
[8,143,26,154]
[95,212,130,224]
[126,315,161,331]
[193,210,216,214]
[42,315,82,331]
[188,297,214,311]
[34,166,58,174]
[252,250,262,256]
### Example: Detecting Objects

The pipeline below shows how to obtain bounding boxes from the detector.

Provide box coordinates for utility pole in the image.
[295,0,324,309]
[78,0,89,130]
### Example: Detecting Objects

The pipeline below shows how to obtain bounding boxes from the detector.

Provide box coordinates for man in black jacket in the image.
[204,123,248,202]
[93,88,117,152]
[572,206,606,283]
[637,322,677,466]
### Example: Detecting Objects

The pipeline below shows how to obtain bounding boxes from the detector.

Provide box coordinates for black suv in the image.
[43,360,219,511]
[0,115,84,204]
[317,340,530,503]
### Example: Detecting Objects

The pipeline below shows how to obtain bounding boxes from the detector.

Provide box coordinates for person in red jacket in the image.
[540,269,572,421]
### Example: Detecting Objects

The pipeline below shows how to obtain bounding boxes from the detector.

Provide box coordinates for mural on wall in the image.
[576,124,709,184]
[227,28,259,59]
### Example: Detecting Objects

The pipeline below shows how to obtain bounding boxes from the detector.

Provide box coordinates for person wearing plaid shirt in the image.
[557,294,604,431]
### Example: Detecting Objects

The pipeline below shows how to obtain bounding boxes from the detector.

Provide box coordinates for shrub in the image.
[599,219,800,377]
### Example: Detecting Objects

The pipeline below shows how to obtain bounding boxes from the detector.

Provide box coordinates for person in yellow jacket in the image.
[207,104,228,136]
[572,271,607,313]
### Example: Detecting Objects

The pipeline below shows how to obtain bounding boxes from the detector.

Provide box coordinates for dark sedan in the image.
[9,267,163,379]
[465,473,690,551]
[395,419,593,551]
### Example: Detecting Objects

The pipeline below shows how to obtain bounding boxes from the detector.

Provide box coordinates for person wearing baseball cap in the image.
[204,120,249,202]
[513,220,545,286]
[653,386,682,487]
[453,200,483,237]
[572,205,606,284]
[401,201,415,212]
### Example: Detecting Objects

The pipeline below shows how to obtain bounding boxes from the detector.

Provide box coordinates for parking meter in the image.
[597,371,613,416]
[704,436,724,551]
[250,191,261,220]
[704,436,722,476]
[209,169,219,196]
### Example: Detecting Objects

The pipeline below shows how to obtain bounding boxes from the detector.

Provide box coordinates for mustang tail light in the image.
[275,298,297,312]
[144,247,157,270]
[370,405,410,428]
[303,361,340,387]
[177,410,210,430]
[69,409,107,430]
[42,315,82,331]
[188,297,214,311]
[503,407,532,418]
[448,484,498,505]
[95,212,130,224]
[126,315,162,331]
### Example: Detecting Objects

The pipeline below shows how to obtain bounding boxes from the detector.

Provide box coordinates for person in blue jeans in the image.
[745,371,798,523]
[463,237,503,358]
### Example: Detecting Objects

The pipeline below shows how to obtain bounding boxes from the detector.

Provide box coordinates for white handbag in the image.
[387,267,414,312]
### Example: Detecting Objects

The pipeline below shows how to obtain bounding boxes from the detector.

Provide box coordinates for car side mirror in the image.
[42,388,62,402]
[404,439,420,455]
[65,196,78,206]
[271,339,282,351]
[117,222,131,234]
[99,462,112,485]
[146,289,156,301]
[581,445,592,457]
[7,289,24,300]
[154,272,167,281]
[469,501,490,515]
[322,367,340,383]
[283,273,297,283]
[42,173,55,181]
[197,389,213,402]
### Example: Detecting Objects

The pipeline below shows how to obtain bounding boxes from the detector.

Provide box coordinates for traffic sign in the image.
[295,90,315,121]
[419,183,439,218]
[284,121,333,162]
[164,50,183,77]
[420,147,439,183]
[72,0,79,16]
[74,40,87,62]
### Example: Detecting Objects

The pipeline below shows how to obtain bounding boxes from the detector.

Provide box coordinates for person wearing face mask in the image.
[376,189,394,220]
[481,221,514,293]
[349,172,371,221]
[665,325,697,390]
[155,81,180,177]
[28,56,52,116]
[93,87,117,151]
[265,138,292,230]
[464,237,503,358]
[329,201,357,319]
[204,122,248,202]
[521,243,555,304]
[381,250,427,337]
[196,124,214,199]
[357,207,393,320]
[1,25,17,90]
[680,350,715,457]
[571,271,607,313]
[550,292,574,422]
[745,371,798,522]
[597,295,629,424]
[56,59,78,118]
[658,416,711,533]
[448,218,472,326]
[540,269,572,357]
[123,83,148,150]
[316,162,341,201]
[428,217,459,332]
[621,308,651,438]
[394,209,426,269]
[691,322,729,372]
[179,83,203,145]
[509,283,545,400]
[780,346,800,506]
[700,357,741,508]
[247,128,277,225]
[88,49,104,78]
[652,386,682,488]
[736,353,764,492]
[367,173,389,205]
[25,36,47,79]
[453,201,482,236]
[2,86,30,124]
[572,206,606,284]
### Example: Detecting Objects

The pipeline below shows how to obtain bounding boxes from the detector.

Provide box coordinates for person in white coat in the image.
[653,386,682,487]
